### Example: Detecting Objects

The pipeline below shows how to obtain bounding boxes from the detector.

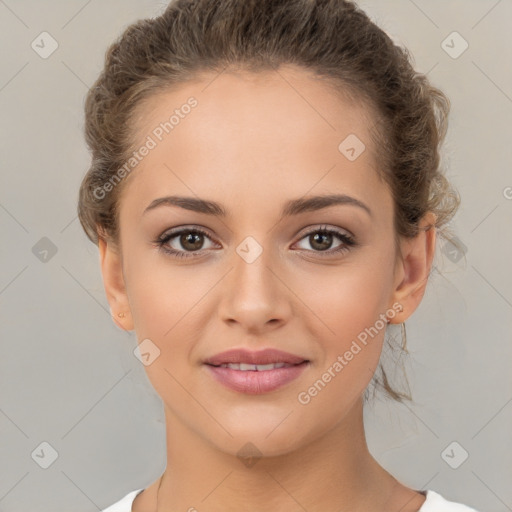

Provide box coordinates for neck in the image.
[155,397,400,512]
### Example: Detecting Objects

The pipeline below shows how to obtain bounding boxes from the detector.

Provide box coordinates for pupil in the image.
[182,232,202,250]
[312,232,332,251]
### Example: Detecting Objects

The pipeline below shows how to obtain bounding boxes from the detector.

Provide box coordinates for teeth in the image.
[219,362,290,371]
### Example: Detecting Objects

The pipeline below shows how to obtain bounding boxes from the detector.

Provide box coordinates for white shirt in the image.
[100,488,480,511]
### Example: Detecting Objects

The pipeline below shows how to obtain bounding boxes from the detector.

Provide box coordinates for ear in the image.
[98,237,134,331]
[388,212,437,324]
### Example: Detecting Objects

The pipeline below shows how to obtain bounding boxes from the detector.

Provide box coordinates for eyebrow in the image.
[143,193,372,219]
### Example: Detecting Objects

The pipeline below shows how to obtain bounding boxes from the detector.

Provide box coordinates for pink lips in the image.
[203,348,309,394]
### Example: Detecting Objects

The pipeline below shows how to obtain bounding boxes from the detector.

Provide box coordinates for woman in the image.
[78,0,479,510]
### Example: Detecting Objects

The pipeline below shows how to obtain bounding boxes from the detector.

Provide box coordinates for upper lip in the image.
[204,348,308,366]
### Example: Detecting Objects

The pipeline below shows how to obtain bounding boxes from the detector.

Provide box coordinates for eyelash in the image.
[154,225,357,260]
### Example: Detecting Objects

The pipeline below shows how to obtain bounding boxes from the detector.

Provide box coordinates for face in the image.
[101,65,428,458]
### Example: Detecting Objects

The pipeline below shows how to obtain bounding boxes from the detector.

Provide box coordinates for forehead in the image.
[132,64,376,152]
[120,65,390,218]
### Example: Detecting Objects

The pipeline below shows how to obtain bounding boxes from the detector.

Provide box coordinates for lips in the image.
[203,348,310,394]
[203,348,308,366]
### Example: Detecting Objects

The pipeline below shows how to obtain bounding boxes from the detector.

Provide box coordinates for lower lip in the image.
[205,362,309,394]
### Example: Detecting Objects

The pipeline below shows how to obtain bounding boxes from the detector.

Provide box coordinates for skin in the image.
[98,64,436,512]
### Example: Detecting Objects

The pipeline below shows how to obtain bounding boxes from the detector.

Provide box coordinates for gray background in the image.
[1,1,511,511]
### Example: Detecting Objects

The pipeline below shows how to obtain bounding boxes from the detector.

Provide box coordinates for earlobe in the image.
[98,237,134,331]
[388,213,437,324]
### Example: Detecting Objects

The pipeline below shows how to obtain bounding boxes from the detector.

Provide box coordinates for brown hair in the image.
[77,0,461,404]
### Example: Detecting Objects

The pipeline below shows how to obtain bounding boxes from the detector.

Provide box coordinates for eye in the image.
[153,224,357,260]
[293,225,356,257]
[154,226,218,259]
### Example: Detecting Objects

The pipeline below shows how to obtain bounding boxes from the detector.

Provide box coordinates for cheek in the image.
[123,242,200,335]
[294,271,391,422]
[293,257,393,399]
[124,257,220,393]
[123,263,204,404]
[300,260,391,343]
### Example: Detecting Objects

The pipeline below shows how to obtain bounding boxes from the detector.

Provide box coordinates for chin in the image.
[214,433,303,461]
[204,414,316,460]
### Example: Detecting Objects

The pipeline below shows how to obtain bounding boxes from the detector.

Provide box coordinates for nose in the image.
[217,240,292,334]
